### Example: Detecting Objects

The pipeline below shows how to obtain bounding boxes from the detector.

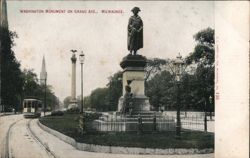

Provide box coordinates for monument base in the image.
[119,54,151,112]
[91,54,171,132]
[118,95,151,112]
[68,100,78,109]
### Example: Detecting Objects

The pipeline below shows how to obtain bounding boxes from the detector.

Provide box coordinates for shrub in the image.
[51,110,64,116]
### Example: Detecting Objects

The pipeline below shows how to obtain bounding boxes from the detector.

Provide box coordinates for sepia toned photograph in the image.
[0,1,249,158]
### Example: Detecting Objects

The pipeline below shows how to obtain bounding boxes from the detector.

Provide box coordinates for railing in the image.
[84,111,214,133]
[91,116,176,132]
[180,115,205,131]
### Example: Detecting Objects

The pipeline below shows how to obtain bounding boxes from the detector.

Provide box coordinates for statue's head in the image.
[131,7,140,15]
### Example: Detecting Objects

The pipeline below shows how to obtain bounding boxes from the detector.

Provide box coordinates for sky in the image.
[7,1,214,101]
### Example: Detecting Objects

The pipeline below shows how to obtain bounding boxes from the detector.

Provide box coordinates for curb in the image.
[0,113,13,117]
[37,120,214,155]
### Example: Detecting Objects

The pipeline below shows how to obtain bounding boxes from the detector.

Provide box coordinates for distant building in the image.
[40,56,47,85]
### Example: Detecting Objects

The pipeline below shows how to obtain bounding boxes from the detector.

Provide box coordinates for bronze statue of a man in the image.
[128,7,143,55]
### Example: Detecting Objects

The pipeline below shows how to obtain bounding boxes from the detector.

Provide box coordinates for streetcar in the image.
[23,98,43,118]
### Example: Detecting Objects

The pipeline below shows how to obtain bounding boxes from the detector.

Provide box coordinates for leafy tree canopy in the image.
[186,27,214,65]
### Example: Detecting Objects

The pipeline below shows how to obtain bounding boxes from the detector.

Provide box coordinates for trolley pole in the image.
[44,78,47,116]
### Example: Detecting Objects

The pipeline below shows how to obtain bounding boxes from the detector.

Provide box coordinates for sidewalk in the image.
[0,112,14,117]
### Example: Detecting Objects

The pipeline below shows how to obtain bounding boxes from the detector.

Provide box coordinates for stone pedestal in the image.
[68,100,78,109]
[118,54,151,112]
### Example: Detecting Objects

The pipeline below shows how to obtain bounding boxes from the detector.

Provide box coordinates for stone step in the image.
[99,111,174,122]
[92,119,176,132]
[99,116,174,122]
[115,111,163,116]
[95,118,175,123]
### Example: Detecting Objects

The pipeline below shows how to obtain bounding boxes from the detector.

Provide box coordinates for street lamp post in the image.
[79,51,85,114]
[44,78,47,116]
[173,53,185,138]
[108,79,112,110]
[40,78,47,116]
[209,95,213,120]
[204,96,207,132]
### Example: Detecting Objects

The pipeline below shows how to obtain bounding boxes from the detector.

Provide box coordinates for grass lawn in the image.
[39,113,214,149]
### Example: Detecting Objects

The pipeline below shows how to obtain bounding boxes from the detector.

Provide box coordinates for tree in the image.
[146,70,174,110]
[90,88,109,111]
[1,28,23,112]
[83,96,91,110]
[21,69,59,111]
[145,28,214,112]
[45,86,58,111]
[81,72,122,112]
[107,71,122,111]
[21,69,42,97]
[180,73,201,112]
[63,96,71,109]
[185,27,215,114]
[186,27,214,65]
[145,58,169,81]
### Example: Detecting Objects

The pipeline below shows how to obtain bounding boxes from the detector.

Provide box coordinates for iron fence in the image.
[90,115,176,132]
[180,115,205,131]
[82,112,214,133]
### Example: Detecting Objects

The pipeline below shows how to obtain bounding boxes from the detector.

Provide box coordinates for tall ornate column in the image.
[69,52,78,109]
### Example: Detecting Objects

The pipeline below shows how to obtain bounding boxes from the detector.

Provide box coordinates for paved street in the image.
[0,115,214,158]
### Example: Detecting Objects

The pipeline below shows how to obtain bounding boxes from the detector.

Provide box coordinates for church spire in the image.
[0,0,8,29]
[40,55,47,85]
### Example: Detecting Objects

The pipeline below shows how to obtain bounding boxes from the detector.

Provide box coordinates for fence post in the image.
[204,111,207,132]
[153,112,157,132]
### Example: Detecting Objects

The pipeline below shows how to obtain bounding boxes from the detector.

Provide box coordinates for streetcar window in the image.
[32,101,36,108]
[23,100,43,109]
[35,101,37,108]
[27,101,31,108]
